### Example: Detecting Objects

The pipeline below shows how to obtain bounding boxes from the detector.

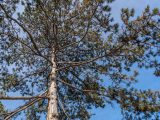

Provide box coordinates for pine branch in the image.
[59,78,160,112]
[57,94,70,120]
[57,78,99,93]
[0,4,52,65]
[0,96,47,100]
[4,90,47,120]
[56,44,125,71]
[57,4,99,53]
[0,4,39,52]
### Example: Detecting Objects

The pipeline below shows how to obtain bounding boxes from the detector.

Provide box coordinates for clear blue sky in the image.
[91,0,160,120]
[2,1,160,120]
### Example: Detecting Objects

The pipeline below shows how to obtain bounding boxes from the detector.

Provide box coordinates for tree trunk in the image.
[47,50,58,120]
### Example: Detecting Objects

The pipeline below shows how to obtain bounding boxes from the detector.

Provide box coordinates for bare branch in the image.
[0,96,47,100]
[4,90,47,120]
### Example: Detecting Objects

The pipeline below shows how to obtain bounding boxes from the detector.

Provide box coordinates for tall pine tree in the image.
[0,0,160,119]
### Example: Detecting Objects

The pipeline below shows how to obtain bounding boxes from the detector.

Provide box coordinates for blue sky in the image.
[91,0,160,120]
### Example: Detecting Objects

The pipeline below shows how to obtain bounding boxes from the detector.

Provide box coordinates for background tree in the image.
[0,0,160,120]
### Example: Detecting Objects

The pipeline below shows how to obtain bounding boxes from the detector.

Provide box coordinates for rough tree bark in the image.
[47,50,58,120]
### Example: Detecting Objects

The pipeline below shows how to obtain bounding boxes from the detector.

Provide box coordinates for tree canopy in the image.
[0,0,160,119]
